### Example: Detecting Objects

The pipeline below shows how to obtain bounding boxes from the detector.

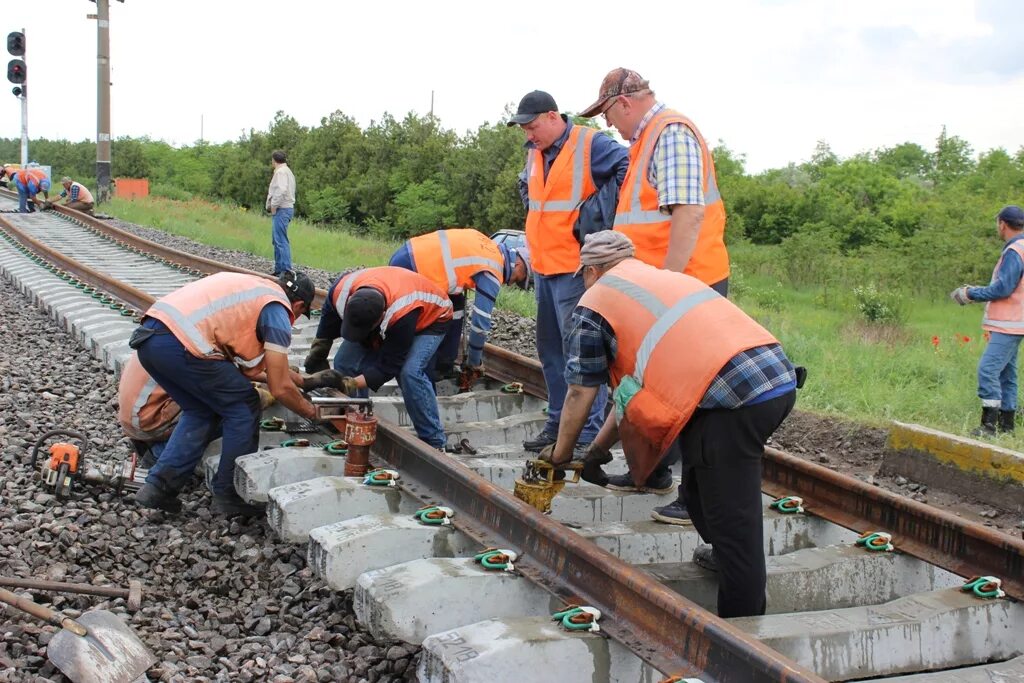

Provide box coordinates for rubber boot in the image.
[998,409,1016,434]
[972,407,999,437]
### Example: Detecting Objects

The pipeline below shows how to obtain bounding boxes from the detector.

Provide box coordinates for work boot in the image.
[971,407,999,437]
[139,452,158,469]
[606,470,674,495]
[999,409,1016,433]
[211,492,265,518]
[523,431,557,453]
[135,483,182,513]
[650,499,693,526]
[692,544,718,572]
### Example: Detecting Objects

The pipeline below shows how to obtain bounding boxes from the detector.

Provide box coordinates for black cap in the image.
[277,270,315,318]
[507,90,558,127]
[341,287,386,343]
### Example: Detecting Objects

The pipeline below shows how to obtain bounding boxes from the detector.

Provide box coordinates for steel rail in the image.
[480,345,1024,602]
[0,215,155,313]
[0,190,327,308]
[372,420,824,683]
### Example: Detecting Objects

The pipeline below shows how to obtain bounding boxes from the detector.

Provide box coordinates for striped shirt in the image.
[564,306,796,408]
[631,102,704,211]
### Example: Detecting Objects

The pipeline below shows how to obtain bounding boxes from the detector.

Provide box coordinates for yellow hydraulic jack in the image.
[514,460,584,514]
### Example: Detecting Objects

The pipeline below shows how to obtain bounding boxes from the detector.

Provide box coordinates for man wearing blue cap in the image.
[951,205,1024,435]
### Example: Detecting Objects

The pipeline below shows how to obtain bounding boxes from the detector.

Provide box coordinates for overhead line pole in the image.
[95,0,111,203]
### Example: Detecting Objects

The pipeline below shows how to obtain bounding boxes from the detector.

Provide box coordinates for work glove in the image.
[457,364,484,392]
[339,376,360,396]
[301,369,344,392]
[580,443,612,487]
[949,286,972,306]
[304,338,333,374]
[252,383,275,409]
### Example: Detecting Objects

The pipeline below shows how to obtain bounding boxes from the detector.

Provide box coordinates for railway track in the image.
[0,195,1021,682]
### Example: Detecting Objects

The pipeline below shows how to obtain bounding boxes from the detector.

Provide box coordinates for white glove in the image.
[950,286,972,306]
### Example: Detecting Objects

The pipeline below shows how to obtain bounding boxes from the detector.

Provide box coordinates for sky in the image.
[2,0,1022,173]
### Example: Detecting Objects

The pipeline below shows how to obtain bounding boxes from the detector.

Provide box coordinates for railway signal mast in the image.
[6,30,28,166]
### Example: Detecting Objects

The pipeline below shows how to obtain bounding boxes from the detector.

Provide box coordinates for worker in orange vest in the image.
[950,205,1024,436]
[509,90,629,455]
[541,231,798,618]
[305,267,454,449]
[384,228,532,388]
[581,68,732,499]
[13,167,51,213]
[129,271,317,517]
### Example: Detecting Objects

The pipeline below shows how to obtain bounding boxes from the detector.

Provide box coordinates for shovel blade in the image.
[47,610,156,683]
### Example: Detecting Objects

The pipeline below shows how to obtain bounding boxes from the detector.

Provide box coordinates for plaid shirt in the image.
[565,306,796,408]
[631,102,704,211]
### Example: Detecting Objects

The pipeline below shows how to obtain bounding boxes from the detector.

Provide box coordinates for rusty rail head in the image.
[762,446,1024,599]
[482,343,546,397]
[0,216,156,313]
[374,421,825,683]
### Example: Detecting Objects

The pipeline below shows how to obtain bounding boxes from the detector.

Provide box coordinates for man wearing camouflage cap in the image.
[541,231,798,618]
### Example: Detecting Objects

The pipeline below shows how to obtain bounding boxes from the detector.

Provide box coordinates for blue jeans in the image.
[334,334,447,448]
[16,186,33,213]
[535,272,607,441]
[136,331,260,496]
[272,208,294,274]
[977,331,1023,410]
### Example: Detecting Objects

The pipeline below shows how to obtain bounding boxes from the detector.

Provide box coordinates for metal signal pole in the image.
[19,28,27,166]
[95,0,111,203]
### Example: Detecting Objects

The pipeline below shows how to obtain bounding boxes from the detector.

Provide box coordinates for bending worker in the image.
[542,232,797,618]
[951,205,1024,436]
[55,177,95,214]
[131,271,317,517]
[13,167,50,213]
[387,228,532,387]
[509,89,629,454]
[304,266,453,450]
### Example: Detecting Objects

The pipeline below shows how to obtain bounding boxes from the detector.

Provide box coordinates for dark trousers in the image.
[678,390,795,618]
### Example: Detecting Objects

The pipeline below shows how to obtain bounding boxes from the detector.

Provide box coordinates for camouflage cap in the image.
[579,68,651,118]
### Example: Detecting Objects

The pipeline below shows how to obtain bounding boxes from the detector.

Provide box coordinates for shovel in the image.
[0,586,156,683]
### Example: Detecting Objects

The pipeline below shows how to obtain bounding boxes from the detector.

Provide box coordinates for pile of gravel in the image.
[0,277,417,680]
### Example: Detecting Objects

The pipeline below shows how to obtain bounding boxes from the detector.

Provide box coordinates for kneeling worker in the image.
[304,267,453,449]
[55,177,95,214]
[118,353,181,468]
[131,271,317,516]
[388,228,532,386]
[542,232,797,618]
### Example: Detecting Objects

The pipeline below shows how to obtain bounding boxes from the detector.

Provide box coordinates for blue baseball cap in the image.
[997,205,1024,225]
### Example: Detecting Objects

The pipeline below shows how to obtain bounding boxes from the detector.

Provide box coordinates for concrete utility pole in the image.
[95,0,111,203]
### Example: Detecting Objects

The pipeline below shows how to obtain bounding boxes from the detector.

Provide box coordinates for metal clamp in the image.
[311,396,373,420]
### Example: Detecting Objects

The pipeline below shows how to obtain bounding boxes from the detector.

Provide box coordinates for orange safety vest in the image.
[144,272,293,379]
[332,266,453,337]
[982,240,1024,335]
[118,353,180,441]
[525,125,598,276]
[15,168,47,188]
[408,229,504,294]
[614,108,729,285]
[67,181,94,204]
[579,259,777,485]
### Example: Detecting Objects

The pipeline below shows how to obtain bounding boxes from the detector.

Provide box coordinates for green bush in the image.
[149,183,194,201]
[852,284,907,325]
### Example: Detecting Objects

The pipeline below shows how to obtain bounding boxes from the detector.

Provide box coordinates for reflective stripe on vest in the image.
[526,127,595,213]
[131,375,159,430]
[150,284,286,359]
[333,267,453,338]
[432,230,503,293]
[982,240,1024,335]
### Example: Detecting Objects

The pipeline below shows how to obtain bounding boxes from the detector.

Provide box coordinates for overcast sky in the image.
[2,0,1021,173]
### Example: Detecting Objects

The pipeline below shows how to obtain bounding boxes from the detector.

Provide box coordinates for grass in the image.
[106,196,1022,448]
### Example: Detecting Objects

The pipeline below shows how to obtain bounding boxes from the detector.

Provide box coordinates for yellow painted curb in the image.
[887,422,1024,486]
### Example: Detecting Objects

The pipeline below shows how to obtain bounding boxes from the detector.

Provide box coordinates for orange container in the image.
[114,178,149,199]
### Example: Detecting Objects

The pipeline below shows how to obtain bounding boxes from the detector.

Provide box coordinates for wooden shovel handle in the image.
[0,587,88,636]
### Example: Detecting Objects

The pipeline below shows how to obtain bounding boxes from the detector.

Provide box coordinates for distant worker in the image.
[13,167,50,213]
[951,205,1024,436]
[130,271,317,517]
[0,164,12,188]
[580,68,731,508]
[542,231,798,619]
[265,150,296,277]
[509,89,629,454]
[386,228,533,387]
[304,267,453,450]
[55,177,95,214]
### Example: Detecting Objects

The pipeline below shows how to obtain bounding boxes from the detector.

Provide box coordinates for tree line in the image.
[1,112,1021,298]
